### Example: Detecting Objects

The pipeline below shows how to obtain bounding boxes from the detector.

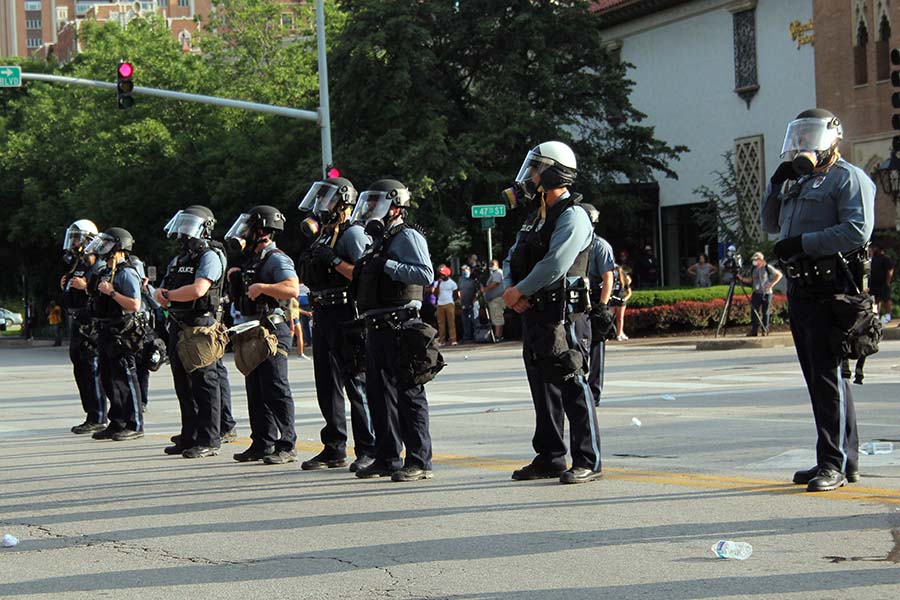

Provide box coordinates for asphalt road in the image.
[1,336,899,599]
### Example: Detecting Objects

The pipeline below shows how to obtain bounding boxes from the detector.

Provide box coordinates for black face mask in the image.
[63,249,80,265]
[364,219,385,239]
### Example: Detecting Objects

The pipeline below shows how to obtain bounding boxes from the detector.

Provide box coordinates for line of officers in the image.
[59,111,872,491]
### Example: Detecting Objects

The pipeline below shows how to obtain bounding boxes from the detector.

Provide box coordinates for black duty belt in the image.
[310,288,351,307]
[365,308,419,331]
[168,310,215,323]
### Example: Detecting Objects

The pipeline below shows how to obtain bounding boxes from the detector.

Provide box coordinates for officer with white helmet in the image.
[762,108,875,492]
[502,141,603,484]
[61,219,109,435]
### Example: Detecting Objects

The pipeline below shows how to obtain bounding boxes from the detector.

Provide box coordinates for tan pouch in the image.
[176,322,229,373]
[232,325,278,376]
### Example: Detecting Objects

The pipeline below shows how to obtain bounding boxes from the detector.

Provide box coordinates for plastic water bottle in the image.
[859,441,893,455]
[712,540,752,560]
[631,417,642,427]
[2,534,19,547]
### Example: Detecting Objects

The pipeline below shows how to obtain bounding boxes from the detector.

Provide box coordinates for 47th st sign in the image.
[0,66,22,88]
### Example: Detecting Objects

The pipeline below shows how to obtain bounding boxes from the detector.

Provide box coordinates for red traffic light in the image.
[326,166,341,178]
[117,62,134,79]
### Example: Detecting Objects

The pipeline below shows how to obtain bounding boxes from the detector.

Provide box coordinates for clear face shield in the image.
[224,213,252,241]
[780,118,840,160]
[164,210,207,240]
[63,226,92,251]
[84,233,117,258]
[515,151,556,185]
[299,182,340,214]
[350,192,394,225]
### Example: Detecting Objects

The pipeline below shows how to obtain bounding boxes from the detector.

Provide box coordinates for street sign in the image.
[0,66,22,88]
[481,217,496,231]
[471,204,506,219]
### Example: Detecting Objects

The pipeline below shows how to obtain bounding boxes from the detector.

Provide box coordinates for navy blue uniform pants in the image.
[245,320,296,452]
[521,309,601,472]
[168,317,223,448]
[217,358,236,432]
[788,291,859,474]
[365,322,432,470]
[98,329,143,432]
[69,319,106,424]
[313,305,375,459]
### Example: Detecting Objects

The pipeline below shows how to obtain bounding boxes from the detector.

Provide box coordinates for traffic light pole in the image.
[315,0,333,178]
[20,72,320,122]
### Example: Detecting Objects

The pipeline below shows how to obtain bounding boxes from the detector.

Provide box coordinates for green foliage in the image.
[624,295,787,333]
[629,285,736,309]
[330,0,686,256]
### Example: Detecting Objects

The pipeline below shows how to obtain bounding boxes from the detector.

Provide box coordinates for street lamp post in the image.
[874,155,900,204]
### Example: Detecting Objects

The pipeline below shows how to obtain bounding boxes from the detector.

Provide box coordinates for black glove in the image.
[592,303,616,339]
[309,243,336,265]
[774,236,804,260]
[770,161,797,188]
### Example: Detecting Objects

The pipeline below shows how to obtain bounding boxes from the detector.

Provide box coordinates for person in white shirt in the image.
[434,264,459,345]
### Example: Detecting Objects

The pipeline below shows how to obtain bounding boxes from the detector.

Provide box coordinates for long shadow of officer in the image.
[501,141,602,485]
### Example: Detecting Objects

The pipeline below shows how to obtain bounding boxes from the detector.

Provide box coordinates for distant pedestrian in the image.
[458,264,478,343]
[481,259,506,341]
[737,252,782,337]
[636,245,659,288]
[298,284,313,345]
[434,264,459,346]
[687,254,717,288]
[46,300,63,346]
[611,265,632,341]
[870,243,894,325]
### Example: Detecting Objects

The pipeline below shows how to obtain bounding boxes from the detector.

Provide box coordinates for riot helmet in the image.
[351,179,411,236]
[298,177,358,238]
[164,205,215,240]
[225,205,286,241]
[503,141,577,209]
[780,109,843,175]
[63,219,99,251]
[85,227,134,259]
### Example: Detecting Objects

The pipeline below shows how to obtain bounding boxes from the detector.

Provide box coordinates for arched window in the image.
[855,19,869,86]
[877,13,892,80]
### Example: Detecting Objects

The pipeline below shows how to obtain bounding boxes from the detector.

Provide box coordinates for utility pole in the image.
[315,0,333,178]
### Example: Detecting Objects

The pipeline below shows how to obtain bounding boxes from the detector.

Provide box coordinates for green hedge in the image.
[628,286,736,309]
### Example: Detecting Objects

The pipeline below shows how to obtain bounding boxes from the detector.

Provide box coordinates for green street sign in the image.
[0,66,21,88]
[481,217,496,231]
[471,204,506,219]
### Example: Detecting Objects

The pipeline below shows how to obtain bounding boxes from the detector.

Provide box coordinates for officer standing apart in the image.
[85,228,145,441]
[762,108,875,492]
[225,206,300,464]
[580,204,616,406]
[350,179,436,482]
[502,141,602,484]
[296,177,376,473]
[155,206,230,458]
[61,219,108,435]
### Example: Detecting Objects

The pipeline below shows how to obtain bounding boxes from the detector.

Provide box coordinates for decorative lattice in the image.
[854,0,870,45]
[733,9,758,107]
[734,136,764,243]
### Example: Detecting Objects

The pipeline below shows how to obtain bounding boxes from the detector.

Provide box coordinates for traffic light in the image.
[117,61,134,109]
[326,165,341,178]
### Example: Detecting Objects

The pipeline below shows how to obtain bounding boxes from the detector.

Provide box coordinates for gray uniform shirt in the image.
[588,235,616,291]
[258,242,298,283]
[368,224,434,315]
[503,194,594,296]
[333,223,370,264]
[761,158,875,258]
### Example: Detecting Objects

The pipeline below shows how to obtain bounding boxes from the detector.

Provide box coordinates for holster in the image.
[176,321,228,373]
[338,318,367,375]
[525,315,585,384]
[232,324,279,376]
[829,293,883,360]
[395,319,446,388]
[107,315,148,359]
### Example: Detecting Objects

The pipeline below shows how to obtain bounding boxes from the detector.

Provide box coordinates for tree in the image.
[693,152,772,264]
[329,0,686,259]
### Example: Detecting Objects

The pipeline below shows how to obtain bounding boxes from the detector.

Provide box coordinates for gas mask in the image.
[179,235,205,256]
[364,219,386,239]
[791,150,834,176]
[225,237,246,262]
[300,215,322,239]
[63,249,80,266]
[501,180,537,210]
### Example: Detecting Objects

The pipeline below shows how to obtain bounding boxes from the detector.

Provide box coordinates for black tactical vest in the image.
[237,247,290,316]
[354,224,423,313]
[509,193,590,287]
[162,246,224,318]
[63,255,93,311]
[92,263,139,320]
[301,222,354,292]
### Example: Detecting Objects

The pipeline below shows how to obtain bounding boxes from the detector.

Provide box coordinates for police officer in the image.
[296,177,377,472]
[127,254,153,412]
[580,204,616,406]
[350,179,435,482]
[225,206,300,464]
[762,108,875,492]
[84,227,145,441]
[155,206,230,458]
[502,141,602,484]
[61,219,108,434]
